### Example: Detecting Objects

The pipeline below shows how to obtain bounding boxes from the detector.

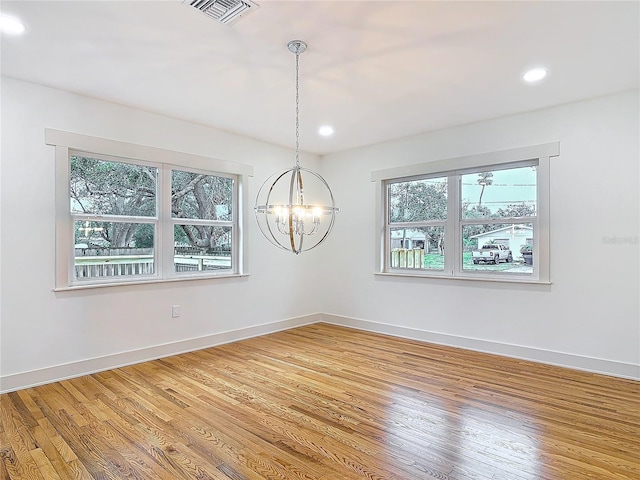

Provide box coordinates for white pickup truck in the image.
[472,244,513,264]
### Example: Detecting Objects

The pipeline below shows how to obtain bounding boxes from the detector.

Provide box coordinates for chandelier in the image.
[254,40,339,254]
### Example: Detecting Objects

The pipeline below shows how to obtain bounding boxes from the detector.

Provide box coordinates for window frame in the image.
[47,129,253,290]
[372,143,558,284]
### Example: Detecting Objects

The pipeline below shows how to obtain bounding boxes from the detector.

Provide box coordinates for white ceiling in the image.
[1,0,638,155]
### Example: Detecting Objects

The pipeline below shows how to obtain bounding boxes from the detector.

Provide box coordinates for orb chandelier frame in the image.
[254,40,339,254]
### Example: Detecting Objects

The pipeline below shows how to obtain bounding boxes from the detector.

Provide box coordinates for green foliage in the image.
[461,202,535,246]
[71,157,156,247]
[477,172,494,186]
[172,171,233,249]
[463,237,478,251]
[70,156,156,217]
[460,205,495,242]
[388,175,537,257]
[132,224,154,248]
[464,205,492,219]
[173,224,189,245]
[414,227,444,254]
[389,179,447,254]
[388,179,447,223]
[171,170,232,221]
[477,171,494,207]
[497,202,536,218]
[71,157,233,249]
[520,244,533,254]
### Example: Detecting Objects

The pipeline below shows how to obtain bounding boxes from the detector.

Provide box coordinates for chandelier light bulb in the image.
[255,166,338,254]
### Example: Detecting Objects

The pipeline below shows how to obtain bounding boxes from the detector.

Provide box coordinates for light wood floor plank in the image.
[1,323,638,479]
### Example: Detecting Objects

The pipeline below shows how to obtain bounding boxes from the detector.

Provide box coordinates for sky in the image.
[461,165,537,213]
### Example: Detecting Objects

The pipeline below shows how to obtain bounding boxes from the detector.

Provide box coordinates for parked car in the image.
[472,244,513,264]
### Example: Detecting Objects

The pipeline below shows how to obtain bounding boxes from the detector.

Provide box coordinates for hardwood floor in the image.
[1,323,639,480]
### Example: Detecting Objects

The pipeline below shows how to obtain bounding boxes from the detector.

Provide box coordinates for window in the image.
[48,129,252,289]
[170,169,234,274]
[373,143,558,283]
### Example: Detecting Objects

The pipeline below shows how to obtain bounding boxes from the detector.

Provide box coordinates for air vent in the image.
[185,0,259,25]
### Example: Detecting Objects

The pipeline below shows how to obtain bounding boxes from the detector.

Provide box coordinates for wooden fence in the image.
[75,255,154,279]
[172,255,231,272]
[74,251,231,279]
[390,248,424,269]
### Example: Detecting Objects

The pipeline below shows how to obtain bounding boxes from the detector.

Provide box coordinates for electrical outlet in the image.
[172,305,180,318]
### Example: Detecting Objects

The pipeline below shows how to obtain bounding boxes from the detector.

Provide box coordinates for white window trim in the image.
[47,129,253,291]
[372,142,559,284]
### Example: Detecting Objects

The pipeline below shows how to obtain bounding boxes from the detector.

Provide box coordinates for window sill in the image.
[53,273,250,292]
[375,271,551,285]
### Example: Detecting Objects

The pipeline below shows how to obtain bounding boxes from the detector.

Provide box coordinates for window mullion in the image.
[389,221,445,228]
[460,218,536,227]
[172,218,234,227]
[70,213,157,224]
[459,217,535,226]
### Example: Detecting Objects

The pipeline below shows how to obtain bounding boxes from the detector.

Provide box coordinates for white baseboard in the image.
[3,312,637,393]
[0,314,321,393]
[321,313,640,380]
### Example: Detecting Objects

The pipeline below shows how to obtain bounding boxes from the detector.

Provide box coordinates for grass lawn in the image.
[423,253,445,269]
[423,252,523,271]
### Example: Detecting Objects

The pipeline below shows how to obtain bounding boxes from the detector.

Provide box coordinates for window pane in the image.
[461,166,536,220]
[172,170,233,221]
[74,221,155,280]
[462,223,533,274]
[174,225,232,272]
[389,226,444,270]
[70,156,157,216]
[388,177,447,223]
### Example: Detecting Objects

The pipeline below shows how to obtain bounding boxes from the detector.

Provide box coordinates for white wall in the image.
[2,77,638,391]
[320,90,640,379]
[0,76,325,391]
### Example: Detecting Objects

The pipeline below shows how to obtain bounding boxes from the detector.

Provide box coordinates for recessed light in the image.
[0,14,26,35]
[318,125,335,137]
[523,68,547,83]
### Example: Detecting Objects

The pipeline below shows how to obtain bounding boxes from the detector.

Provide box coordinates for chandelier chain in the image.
[295,49,300,167]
